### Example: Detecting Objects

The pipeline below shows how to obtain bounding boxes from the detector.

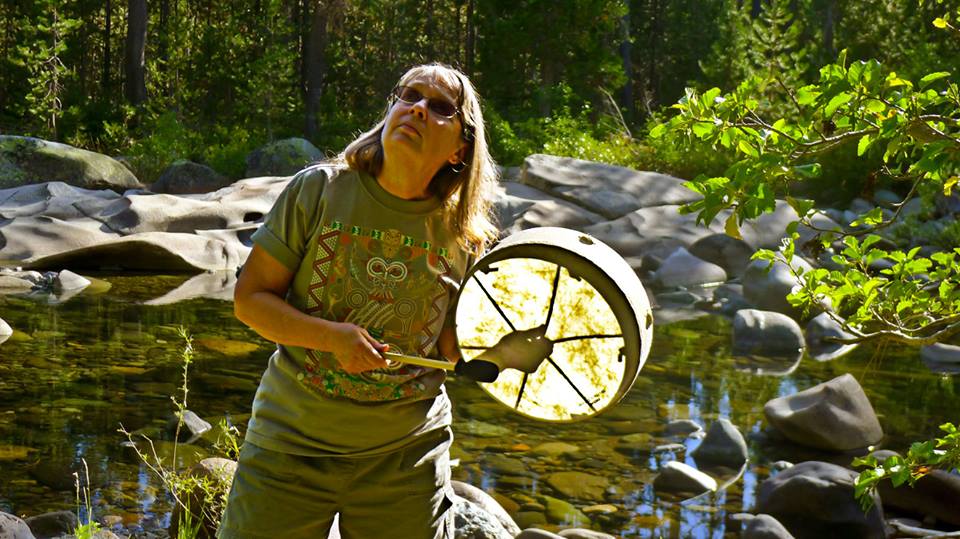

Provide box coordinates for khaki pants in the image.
[217,428,455,539]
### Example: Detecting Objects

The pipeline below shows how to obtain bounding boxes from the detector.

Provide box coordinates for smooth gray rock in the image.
[665,419,703,436]
[689,233,755,277]
[166,410,212,443]
[742,514,795,539]
[521,154,699,219]
[152,160,231,194]
[764,374,883,451]
[0,318,12,337]
[516,530,564,539]
[245,137,322,177]
[652,461,717,496]
[452,481,521,537]
[733,309,805,357]
[920,343,960,364]
[691,418,748,466]
[557,529,616,539]
[0,512,36,539]
[757,461,884,539]
[54,269,91,292]
[742,257,815,319]
[0,135,142,191]
[493,181,606,235]
[653,247,727,288]
[24,510,77,539]
[583,204,726,260]
[873,189,901,207]
[805,313,858,361]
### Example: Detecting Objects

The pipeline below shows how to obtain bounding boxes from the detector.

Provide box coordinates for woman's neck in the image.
[376,159,434,200]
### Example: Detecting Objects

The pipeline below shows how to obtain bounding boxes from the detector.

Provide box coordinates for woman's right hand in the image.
[327,322,390,374]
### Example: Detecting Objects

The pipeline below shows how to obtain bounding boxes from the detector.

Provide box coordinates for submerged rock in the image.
[742,513,795,539]
[805,313,858,361]
[756,461,884,539]
[763,374,883,451]
[690,418,748,467]
[652,461,717,496]
[732,309,805,357]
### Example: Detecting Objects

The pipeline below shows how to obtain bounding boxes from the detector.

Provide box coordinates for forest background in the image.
[1,0,955,189]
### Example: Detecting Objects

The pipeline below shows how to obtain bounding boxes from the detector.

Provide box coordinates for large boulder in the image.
[23,510,77,538]
[742,257,815,319]
[245,138,322,177]
[0,511,35,539]
[0,176,289,272]
[732,309,805,357]
[763,374,883,451]
[493,181,606,234]
[652,247,727,288]
[688,233,754,277]
[690,418,748,467]
[520,154,700,220]
[756,461,884,539]
[582,204,727,260]
[741,514,796,539]
[0,135,142,191]
[152,160,232,194]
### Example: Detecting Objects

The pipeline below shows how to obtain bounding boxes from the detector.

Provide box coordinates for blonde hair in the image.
[342,63,499,256]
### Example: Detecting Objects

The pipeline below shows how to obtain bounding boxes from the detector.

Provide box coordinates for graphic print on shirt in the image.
[298,220,452,401]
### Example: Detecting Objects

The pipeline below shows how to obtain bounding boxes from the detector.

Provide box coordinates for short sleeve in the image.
[250,165,330,272]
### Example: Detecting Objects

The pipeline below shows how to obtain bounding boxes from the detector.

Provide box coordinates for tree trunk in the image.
[124,0,148,105]
[103,0,111,92]
[465,0,475,75]
[304,0,331,139]
[619,8,634,121]
[823,0,835,60]
[647,0,661,108]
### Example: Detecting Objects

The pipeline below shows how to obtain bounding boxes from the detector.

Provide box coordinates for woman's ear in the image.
[448,143,468,165]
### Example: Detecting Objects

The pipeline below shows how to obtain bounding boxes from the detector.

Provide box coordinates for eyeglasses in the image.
[392,86,460,118]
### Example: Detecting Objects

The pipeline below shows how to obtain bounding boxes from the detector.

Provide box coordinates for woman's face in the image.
[380,75,467,183]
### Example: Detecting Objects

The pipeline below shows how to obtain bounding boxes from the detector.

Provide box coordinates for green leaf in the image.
[919,71,951,89]
[858,134,872,156]
[649,123,667,139]
[793,163,822,179]
[738,140,759,158]
[692,121,714,138]
[825,92,853,117]
[785,196,815,217]
[796,86,821,106]
[934,18,948,28]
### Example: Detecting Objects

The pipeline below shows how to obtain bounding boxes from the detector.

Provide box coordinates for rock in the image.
[731,351,803,376]
[516,530,564,539]
[0,318,11,337]
[742,514,795,539]
[653,443,686,454]
[515,512,549,529]
[540,495,590,527]
[459,420,512,438]
[0,135,142,191]
[143,270,237,305]
[544,471,609,501]
[165,410,212,443]
[742,257,815,319]
[23,510,77,538]
[690,418,748,467]
[688,233,755,277]
[870,451,960,526]
[873,189,901,207]
[493,181,606,234]
[756,461,884,539]
[168,457,237,539]
[152,160,231,194]
[764,374,883,451]
[485,454,533,477]
[580,505,617,515]
[582,204,726,260]
[558,529,616,539]
[805,313,858,361]
[245,138,322,177]
[920,343,960,364]
[0,275,35,291]
[652,461,717,496]
[653,247,727,288]
[529,442,580,458]
[452,481,521,537]
[453,496,516,539]
[664,419,703,436]
[520,154,699,220]
[732,309,805,357]
[0,512,35,539]
[53,269,91,292]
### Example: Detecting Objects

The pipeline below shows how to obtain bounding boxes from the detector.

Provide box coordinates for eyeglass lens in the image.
[395,86,458,118]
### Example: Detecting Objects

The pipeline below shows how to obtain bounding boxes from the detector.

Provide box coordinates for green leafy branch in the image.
[852,422,960,511]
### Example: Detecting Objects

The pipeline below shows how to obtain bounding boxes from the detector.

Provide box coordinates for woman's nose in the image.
[409,98,428,119]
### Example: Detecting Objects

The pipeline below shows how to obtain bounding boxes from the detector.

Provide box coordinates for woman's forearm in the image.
[234,289,340,352]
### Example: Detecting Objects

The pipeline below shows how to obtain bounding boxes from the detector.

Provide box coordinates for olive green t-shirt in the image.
[244,164,469,456]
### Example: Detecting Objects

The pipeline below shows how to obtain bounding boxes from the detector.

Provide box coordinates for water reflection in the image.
[0,276,956,537]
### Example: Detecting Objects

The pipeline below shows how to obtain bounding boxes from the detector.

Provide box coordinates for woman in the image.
[217,63,498,538]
